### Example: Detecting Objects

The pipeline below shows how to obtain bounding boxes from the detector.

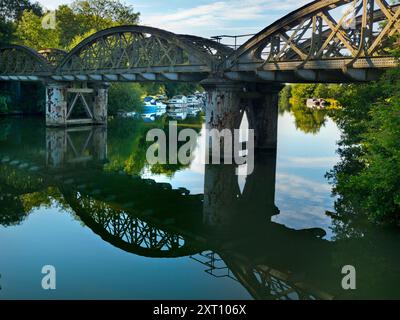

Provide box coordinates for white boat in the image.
[187,95,200,105]
[124,111,137,118]
[167,108,188,121]
[118,111,137,118]
[143,96,167,109]
[168,95,188,108]
[156,94,167,102]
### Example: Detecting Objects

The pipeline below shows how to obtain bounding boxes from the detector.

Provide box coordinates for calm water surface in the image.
[1,110,399,300]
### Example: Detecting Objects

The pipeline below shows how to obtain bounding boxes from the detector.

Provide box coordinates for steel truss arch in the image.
[56,25,221,76]
[226,0,400,76]
[63,190,202,258]
[0,44,52,78]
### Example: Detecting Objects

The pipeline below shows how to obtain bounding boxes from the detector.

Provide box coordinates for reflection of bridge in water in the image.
[2,124,400,300]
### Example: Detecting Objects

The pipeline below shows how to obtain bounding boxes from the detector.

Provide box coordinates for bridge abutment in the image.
[202,79,283,151]
[45,82,109,127]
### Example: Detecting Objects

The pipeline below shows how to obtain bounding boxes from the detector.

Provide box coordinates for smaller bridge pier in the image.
[46,82,109,127]
[202,79,283,152]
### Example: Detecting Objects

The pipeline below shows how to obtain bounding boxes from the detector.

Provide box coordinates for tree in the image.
[70,0,140,30]
[164,83,203,98]
[14,0,140,50]
[15,10,59,49]
[67,28,97,50]
[327,68,400,225]
[0,0,42,21]
[0,0,42,43]
[0,20,16,43]
[278,85,291,114]
[108,83,145,114]
[56,5,88,48]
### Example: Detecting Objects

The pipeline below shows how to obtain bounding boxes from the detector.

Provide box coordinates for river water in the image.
[0,109,399,300]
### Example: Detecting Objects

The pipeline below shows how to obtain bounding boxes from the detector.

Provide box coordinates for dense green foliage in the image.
[0,0,42,43]
[279,67,400,226]
[108,83,145,114]
[278,85,291,114]
[327,69,400,225]
[164,83,204,97]
[15,10,60,49]
[14,0,140,50]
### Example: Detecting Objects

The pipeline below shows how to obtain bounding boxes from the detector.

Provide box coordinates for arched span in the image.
[225,0,399,82]
[56,25,223,82]
[0,44,52,79]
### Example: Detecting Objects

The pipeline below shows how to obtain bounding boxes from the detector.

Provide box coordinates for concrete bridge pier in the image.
[45,82,109,127]
[202,79,283,153]
[46,83,68,127]
[243,83,284,150]
[92,83,109,124]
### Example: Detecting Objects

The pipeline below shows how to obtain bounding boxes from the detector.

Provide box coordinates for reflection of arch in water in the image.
[219,254,335,300]
[63,189,204,258]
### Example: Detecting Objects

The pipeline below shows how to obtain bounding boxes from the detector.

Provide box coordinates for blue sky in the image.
[38,0,309,41]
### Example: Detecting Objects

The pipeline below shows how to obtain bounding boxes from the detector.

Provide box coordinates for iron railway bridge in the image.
[0,0,399,134]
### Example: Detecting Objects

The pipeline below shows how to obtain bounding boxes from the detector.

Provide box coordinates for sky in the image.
[37,0,309,43]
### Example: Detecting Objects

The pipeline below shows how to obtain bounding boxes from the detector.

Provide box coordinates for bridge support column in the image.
[202,79,244,132]
[92,84,109,125]
[202,79,283,152]
[46,83,68,127]
[244,84,283,150]
[201,79,244,160]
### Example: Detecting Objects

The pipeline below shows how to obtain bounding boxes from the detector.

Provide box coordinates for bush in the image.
[108,83,145,115]
[327,69,400,225]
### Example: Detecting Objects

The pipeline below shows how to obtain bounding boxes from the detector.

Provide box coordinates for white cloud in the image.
[37,0,310,38]
[273,172,335,235]
[141,0,309,36]
[39,0,72,10]
[276,173,332,199]
[279,156,339,168]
